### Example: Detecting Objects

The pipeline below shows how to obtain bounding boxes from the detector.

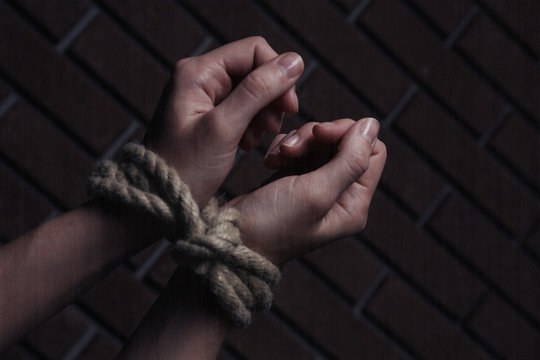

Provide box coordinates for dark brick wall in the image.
[0,0,538,359]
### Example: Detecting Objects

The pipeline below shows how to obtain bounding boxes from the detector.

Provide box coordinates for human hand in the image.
[143,37,304,207]
[226,118,386,265]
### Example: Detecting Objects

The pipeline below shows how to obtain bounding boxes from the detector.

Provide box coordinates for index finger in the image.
[200,36,278,78]
[197,37,297,112]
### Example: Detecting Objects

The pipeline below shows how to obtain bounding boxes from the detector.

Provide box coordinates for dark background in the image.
[0,0,538,359]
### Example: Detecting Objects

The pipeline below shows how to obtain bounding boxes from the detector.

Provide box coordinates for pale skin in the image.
[0,37,386,359]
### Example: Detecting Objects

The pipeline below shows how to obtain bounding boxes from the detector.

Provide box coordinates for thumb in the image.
[203,52,304,144]
[304,118,379,213]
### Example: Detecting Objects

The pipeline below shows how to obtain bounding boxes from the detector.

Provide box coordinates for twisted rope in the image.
[88,143,280,327]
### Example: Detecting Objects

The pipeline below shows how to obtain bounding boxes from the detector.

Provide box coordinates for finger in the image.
[303,118,380,213]
[312,118,356,142]
[278,118,356,159]
[319,139,387,239]
[254,105,284,136]
[274,86,298,114]
[195,37,298,112]
[181,37,279,104]
[355,139,387,206]
[264,131,295,169]
[200,36,278,78]
[240,108,283,151]
[265,134,288,159]
[206,52,304,144]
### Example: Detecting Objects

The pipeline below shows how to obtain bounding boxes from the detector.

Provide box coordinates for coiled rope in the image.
[88,143,280,327]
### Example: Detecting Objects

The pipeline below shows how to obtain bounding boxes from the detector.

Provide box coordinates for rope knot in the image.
[88,143,280,327]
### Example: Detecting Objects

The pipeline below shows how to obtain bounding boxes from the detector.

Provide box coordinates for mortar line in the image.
[266,309,331,360]
[96,121,141,162]
[444,5,480,48]
[459,286,489,326]
[71,304,125,347]
[133,239,171,281]
[296,60,318,88]
[61,325,98,360]
[416,185,452,228]
[0,93,18,120]
[382,83,419,129]
[357,311,419,360]
[190,35,216,56]
[353,267,389,315]
[477,104,512,147]
[347,0,372,23]
[55,6,99,53]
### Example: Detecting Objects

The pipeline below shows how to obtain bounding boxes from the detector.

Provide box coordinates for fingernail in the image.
[316,122,333,127]
[282,133,299,147]
[277,53,303,78]
[270,145,281,155]
[359,117,379,144]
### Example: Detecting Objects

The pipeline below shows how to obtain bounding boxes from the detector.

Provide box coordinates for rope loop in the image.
[88,143,280,327]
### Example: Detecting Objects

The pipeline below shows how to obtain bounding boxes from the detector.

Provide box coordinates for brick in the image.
[146,249,177,290]
[128,240,168,269]
[364,192,482,316]
[379,128,446,215]
[295,67,446,215]
[223,152,274,197]
[429,192,540,323]
[305,237,381,301]
[395,93,537,235]
[458,14,539,118]
[184,0,313,64]
[13,0,90,39]
[0,79,9,101]
[261,0,408,113]
[525,220,540,257]
[70,15,169,120]
[78,333,121,360]
[367,276,488,359]
[468,294,540,359]
[80,267,157,338]
[408,0,472,35]
[217,350,236,360]
[0,162,52,241]
[99,0,208,65]
[488,113,539,191]
[478,0,540,55]
[0,3,130,154]
[361,0,505,134]
[0,103,94,208]
[334,0,361,12]
[227,312,316,359]
[298,67,371,123]
[25,306,87,359]
[0,345,37,360]
[274,261,404,359]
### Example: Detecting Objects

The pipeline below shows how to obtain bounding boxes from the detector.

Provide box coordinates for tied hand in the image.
[143,37,304,207]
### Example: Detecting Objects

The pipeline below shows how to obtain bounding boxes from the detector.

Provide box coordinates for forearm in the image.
[0,202,160,349]
[116,267,228,360]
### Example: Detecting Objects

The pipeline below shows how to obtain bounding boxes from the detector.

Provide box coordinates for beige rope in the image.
[88,143,280,327]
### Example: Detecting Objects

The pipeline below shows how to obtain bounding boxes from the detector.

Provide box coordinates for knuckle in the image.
[173,57,194,75]
[241,71,272,101]
[304,184,332,215]
[249,35,269,48]
[349,149,370,175]
[172,57,196,84]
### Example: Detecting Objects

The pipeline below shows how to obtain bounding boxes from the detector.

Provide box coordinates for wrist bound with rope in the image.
[87,142,280,327]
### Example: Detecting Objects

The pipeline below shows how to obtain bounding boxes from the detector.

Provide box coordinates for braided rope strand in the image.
[88,143,280,327]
